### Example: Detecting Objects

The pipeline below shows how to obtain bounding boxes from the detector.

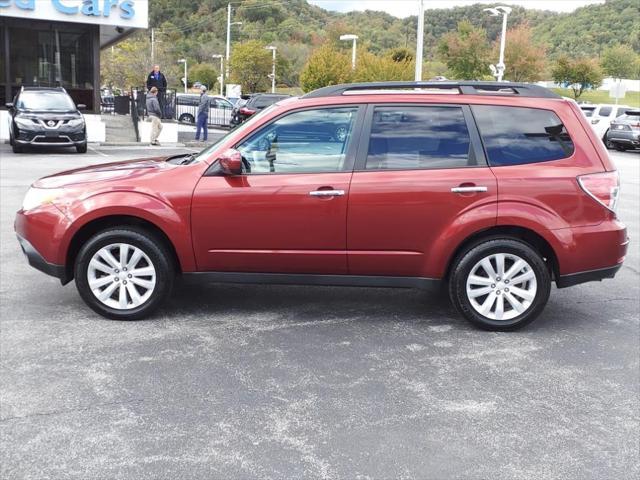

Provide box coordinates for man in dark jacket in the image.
[146,65,167,118]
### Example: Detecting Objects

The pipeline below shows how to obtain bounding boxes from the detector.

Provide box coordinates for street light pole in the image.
[178,59,187,93]
[484,6,512,82]
[265,46,277,94]
[212,54,224,96]
[340,34,358,70]
[415,0,424,81]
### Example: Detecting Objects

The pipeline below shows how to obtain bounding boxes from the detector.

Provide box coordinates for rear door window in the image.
[472,105,574,166]
[365,106,475,170]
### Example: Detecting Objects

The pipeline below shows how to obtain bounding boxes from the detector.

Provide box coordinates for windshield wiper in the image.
[167,153,196,165]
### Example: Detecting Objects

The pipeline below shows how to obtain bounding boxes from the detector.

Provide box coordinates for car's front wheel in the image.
[74,228,174,320]
[76,142,87,153]
[449,238,551,331]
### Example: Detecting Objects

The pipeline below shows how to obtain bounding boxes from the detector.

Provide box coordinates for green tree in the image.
[601,44,638,79]
[229,40,272,93]
[497,24,548,82]
[437,20,491,80]
[352,50,414,82]
[189,63,219,90]
[299,45,352,92]
[388,47,414,63]
[552,56,604,99]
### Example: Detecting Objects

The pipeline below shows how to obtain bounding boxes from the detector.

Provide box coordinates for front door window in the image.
[236,107,359,174]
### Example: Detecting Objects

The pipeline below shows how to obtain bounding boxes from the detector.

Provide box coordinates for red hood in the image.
[33,157,174,189]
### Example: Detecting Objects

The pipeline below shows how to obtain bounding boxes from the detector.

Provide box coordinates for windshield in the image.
[192,104,279,163]
[17,91,76,111]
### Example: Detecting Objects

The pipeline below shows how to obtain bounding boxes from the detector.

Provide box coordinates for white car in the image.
[175,94,233,127]
[579,103,631,148]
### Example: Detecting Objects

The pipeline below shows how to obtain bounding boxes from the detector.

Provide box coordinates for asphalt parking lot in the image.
[1,144,638,479]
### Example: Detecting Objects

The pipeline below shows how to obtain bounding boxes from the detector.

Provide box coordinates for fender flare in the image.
[59,191,196,272]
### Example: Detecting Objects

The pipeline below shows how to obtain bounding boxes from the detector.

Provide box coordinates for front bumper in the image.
[15,126,86,146]
[16,234,67,281]
[15,204,72,284]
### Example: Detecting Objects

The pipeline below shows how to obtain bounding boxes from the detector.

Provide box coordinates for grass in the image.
[551,88,640,107]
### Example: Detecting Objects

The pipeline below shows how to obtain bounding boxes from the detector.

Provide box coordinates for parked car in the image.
[605,109,640,151]
[175,93,233,127]
[581,103,631,148]
[230,93,290,126]
[7,87,87,154]
[15,81,628,330]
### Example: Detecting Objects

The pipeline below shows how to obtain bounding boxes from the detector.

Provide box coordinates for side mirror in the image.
[5,102,13,109]
[217,148,243,175]
[77,104,87,110]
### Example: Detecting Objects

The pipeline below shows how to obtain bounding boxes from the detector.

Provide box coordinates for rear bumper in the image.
[606,131,640,146]
[556,263,622,288]
[16,234,68,282]
[553,219,628,288]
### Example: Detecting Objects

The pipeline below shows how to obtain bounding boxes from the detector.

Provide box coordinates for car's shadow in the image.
[164,280,461,325]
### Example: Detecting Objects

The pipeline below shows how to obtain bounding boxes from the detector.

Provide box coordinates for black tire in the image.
[179,113,195,124]
[603,132,614,150]
[74,227,175,320]
[76,143,87,153]
[614,144,628,152]
[448,238,551,331]
[12,142,23,153]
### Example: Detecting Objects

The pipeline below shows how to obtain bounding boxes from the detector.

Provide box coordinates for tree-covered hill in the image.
[148,0,638,60]
[102,0,638,91]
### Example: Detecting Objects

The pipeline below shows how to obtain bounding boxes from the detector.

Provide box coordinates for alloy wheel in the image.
[87,243,157,310]
[466,253,537,321]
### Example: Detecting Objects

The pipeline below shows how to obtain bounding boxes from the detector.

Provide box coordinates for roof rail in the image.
[302,81,561,99]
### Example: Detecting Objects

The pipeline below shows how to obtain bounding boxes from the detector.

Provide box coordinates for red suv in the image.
[15,82,628,330]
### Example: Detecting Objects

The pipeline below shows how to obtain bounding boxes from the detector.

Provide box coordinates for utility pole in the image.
[225,3,231,79]
[415,0,424,81]
[225,3,242,80]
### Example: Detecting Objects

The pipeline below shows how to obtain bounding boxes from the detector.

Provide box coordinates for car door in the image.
[210,97,233,126]
[347,104,497,278]
[191,105,364,274]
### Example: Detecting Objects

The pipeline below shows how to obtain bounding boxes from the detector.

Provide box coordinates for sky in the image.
[308,1,606,17]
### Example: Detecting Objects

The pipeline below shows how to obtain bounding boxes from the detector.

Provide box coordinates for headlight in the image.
[15,117,35,129]
[22,187,64,211]
[67,117,84,128]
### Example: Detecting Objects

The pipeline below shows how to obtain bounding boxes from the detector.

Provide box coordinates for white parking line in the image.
[88,145,110,157]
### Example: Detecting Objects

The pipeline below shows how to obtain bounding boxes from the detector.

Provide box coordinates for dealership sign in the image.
[0,0,148,28]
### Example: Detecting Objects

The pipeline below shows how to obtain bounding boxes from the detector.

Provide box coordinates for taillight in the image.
[239,107,256,115]
[578,171,620,213]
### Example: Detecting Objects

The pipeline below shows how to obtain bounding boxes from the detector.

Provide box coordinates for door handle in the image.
[451,186,488,193]
[309,189,345,197]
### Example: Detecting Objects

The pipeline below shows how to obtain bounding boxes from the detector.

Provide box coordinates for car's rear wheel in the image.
[74,228,174,320]
[179,113,195,124]
[603,131,614,150]
[449,238,551,331]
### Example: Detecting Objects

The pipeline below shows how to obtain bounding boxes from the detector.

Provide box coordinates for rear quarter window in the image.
[472,105,574,166]
[598,106,612,117]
